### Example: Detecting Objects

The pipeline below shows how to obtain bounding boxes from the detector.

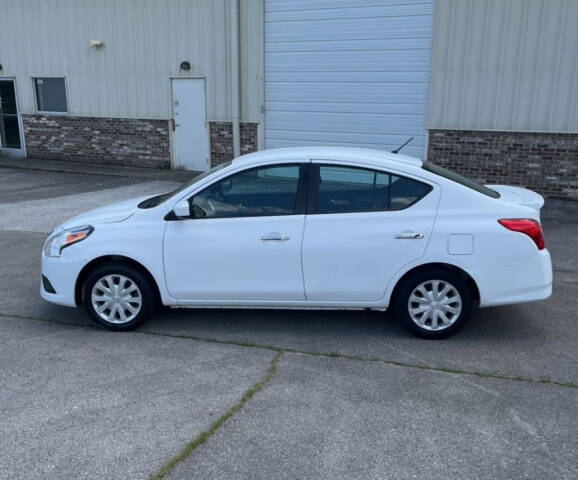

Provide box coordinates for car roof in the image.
[231,147,423,169]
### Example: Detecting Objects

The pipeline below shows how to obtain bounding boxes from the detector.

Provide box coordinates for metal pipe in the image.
[231,0,241,158]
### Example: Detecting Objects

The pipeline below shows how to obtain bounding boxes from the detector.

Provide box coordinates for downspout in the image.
[231,0,241,158]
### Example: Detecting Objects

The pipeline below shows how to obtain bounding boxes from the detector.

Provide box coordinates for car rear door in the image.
[301,162,440,303]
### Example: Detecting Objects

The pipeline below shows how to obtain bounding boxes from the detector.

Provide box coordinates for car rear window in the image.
[423,162,500,198]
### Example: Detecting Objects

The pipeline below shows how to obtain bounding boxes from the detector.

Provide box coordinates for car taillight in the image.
[498,218,545,250]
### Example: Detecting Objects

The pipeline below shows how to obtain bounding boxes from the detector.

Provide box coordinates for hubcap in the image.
[408,280,462,331]
[91,274,142,324]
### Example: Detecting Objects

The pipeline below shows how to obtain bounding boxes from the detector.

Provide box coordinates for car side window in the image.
[190,164,302,218]
[316,165,432,214]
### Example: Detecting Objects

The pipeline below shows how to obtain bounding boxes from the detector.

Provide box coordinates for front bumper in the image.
[40,252,85,307]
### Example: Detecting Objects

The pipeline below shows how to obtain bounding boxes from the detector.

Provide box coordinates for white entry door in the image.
[171,78,209,171]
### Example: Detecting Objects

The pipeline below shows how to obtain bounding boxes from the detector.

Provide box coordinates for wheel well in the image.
[75,255,162,307]
[390,262,480,306]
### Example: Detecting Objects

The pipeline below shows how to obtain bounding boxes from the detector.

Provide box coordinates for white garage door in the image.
[264,0,434,158]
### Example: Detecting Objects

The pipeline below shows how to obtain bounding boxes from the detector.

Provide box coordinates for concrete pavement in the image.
[0,164,577,479]
[0,316,275,480]
[166,353,578,480]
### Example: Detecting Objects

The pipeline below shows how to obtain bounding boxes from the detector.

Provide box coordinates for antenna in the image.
[391,137,414,154]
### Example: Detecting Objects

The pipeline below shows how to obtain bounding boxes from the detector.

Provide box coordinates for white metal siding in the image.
[264,0,435,158]
[428,0,578,133]
[0,0,263,122]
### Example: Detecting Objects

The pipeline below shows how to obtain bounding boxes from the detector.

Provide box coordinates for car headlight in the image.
[43,225,94,257]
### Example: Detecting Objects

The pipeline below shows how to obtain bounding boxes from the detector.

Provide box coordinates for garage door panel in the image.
[266,18,433,42]
[267,112,427,134]
[266,101,427,116]
[266,130,425,148]
[265,138,425,159]
[265,84,428,105]
[264,0,434,158]
[266,0,433,10]
[266,37,431,53]
[266,71,429,83]
[266,51,431,72]
[266,3,433,22]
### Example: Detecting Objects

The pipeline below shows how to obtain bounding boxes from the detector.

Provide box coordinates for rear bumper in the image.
[475,249,553,308]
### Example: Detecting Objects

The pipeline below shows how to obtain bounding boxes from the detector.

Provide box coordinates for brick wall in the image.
[209,122,259,166]
[22,114,171,169]
[427,129,578,200]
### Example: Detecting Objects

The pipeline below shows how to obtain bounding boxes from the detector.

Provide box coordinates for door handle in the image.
[261,232,290,241]
[394,232,424,240]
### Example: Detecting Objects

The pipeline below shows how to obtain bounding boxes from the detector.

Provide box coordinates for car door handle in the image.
[394,232,424,240]
[261,232,290,241]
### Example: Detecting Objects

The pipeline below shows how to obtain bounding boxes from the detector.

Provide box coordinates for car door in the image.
[163,163,308,302]
[301,162,440,303]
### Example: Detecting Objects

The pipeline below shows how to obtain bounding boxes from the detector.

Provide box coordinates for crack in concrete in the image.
[149,350,283,480]
[1,311,576,389]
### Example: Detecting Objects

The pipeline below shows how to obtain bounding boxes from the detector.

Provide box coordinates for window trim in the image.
[307,163,433,215]
[187,163,309,220]
[33,77,69,115]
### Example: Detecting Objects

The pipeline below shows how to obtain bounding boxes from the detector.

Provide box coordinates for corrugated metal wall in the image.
[428,0,578,133]
[0,0,263,122]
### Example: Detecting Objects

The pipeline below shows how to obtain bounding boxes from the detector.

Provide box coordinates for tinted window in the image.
[34,78,68,113]
[423,162,500,198]
[191,165,301,218]
[316,165,431,214]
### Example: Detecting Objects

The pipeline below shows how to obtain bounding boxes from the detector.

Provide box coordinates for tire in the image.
[394,268,473,339]
[83,262,156,331]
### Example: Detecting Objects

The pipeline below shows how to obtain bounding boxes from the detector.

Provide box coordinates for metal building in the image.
[0,0,576,198]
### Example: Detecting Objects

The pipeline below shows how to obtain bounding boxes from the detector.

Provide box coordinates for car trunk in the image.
[486,185,545,212]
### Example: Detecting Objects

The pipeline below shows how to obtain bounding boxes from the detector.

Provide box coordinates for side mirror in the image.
[172,199,190,219]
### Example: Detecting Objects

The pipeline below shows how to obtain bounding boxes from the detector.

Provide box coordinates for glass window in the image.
[316,165,431,214]
[0,80,22,149]
[423,162,500,198]
[390,174,433,210]
[191,164,301,218]
[34,78,68,113]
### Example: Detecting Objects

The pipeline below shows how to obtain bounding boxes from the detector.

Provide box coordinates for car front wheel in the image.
[83,263,156,330]
[394,269,473,339]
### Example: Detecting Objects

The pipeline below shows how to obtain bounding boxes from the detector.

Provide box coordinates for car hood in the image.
[61,195,151,229]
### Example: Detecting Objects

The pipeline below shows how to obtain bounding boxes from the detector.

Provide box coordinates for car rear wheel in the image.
[394,268,473,339]
[83,262,156,331]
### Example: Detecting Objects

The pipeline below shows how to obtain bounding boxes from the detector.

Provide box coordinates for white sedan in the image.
[41,147,552,338]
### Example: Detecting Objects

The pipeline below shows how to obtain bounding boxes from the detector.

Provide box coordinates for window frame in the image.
[307,163,433,215]
[187,162,309,220]
[33,77,69,115]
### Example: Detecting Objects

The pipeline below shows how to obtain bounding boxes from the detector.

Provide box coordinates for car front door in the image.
[301,162,440,303]
[163,163,308,302]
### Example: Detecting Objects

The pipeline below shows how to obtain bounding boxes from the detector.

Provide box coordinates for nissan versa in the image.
[41,147,552,338]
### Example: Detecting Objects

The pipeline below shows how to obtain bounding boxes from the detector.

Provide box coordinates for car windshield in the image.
[138,161,232,209]
[422,162,500,198]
